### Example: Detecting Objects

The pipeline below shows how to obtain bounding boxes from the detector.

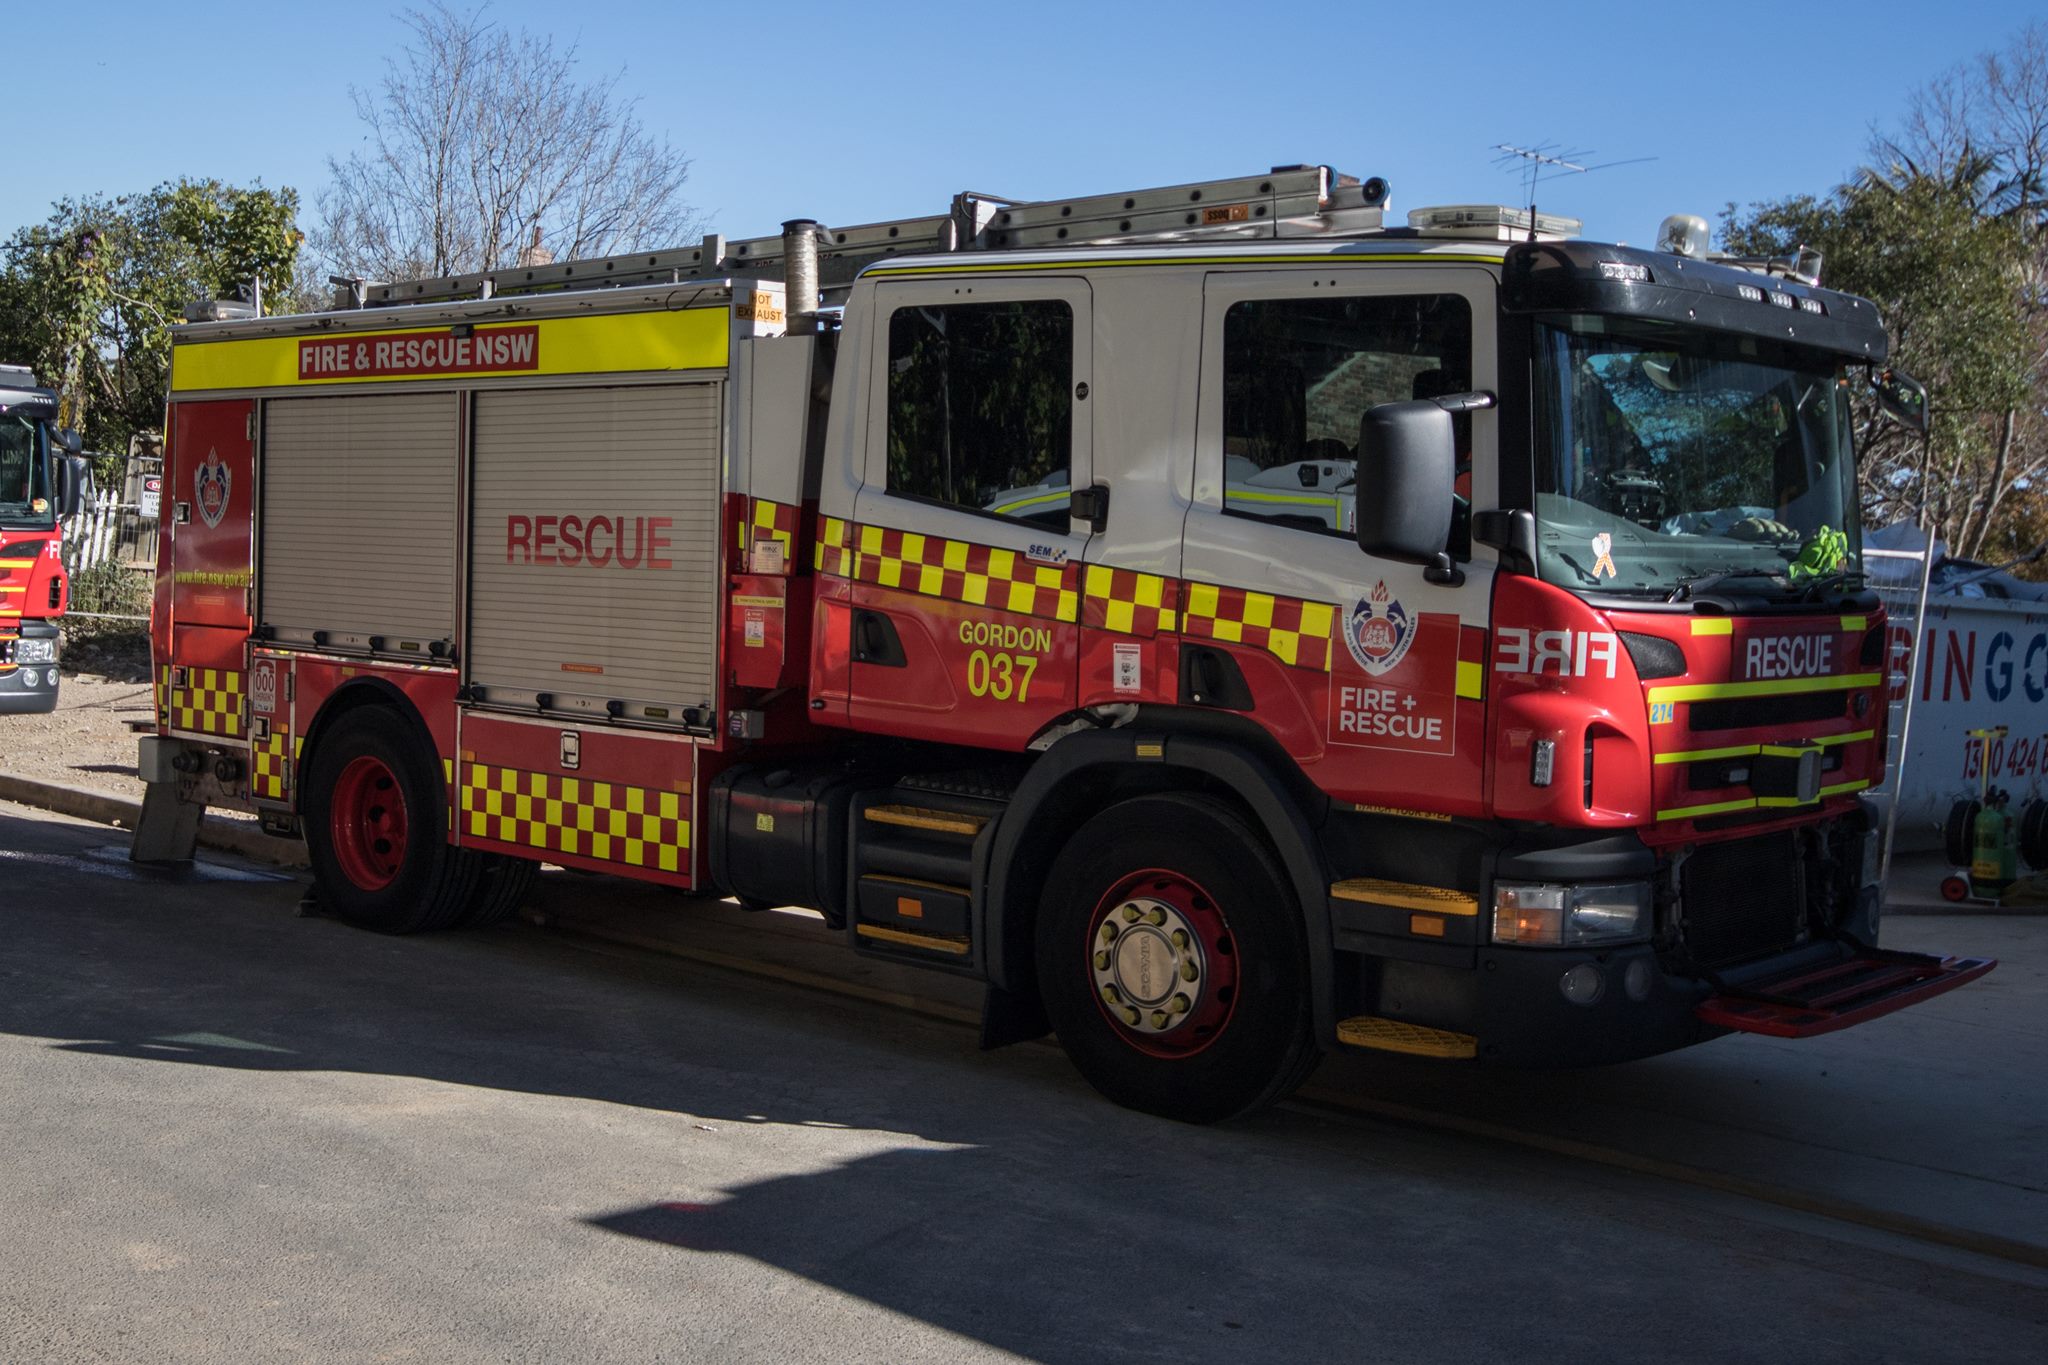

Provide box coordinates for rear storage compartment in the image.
[260,392,460,654]
[467,382,724,727]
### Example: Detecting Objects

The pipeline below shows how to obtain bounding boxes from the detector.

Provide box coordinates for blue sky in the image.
[10,1,2039,260]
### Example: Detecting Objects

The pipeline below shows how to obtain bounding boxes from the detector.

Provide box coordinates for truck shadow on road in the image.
[2,809,2041,1364]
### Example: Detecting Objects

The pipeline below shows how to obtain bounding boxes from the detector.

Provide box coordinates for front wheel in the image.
[1035,794,1318,1123]
[302,705,479,933]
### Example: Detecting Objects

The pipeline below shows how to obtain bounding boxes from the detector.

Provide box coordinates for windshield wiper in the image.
[1665,569,1779,603]
[1794,568,1868,602]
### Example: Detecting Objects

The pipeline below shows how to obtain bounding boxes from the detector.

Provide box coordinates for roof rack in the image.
[349,164,1387,308]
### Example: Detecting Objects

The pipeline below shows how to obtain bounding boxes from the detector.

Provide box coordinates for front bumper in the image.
[0,621,60,714]
[1347,818,1940,1067]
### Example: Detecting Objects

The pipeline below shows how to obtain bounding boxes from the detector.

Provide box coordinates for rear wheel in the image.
[1035,794,1317,1123]
[303,706,478,933]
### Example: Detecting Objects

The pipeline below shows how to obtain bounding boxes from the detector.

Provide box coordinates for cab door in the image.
[1181,266,1499,817]
[842,277,1094,749]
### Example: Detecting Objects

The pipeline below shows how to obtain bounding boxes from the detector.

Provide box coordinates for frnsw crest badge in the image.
[1344,579,1413,675]
[195,449,231,529]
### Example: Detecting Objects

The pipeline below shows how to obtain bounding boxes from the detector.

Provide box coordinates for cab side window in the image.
[886,299,1073,531]
[1222,294,1472,549]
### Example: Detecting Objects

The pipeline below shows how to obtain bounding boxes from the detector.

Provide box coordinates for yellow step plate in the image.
[855,923,972,956]
[1330,878,1479,917]
[863,804,988,837]
[1336,1015,1477,1060]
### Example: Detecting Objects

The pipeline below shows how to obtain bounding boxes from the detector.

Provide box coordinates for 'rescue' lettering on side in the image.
[506,514,673,569]
[298,325,540,380]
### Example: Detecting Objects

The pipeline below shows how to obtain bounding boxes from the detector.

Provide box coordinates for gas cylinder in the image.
[1971,791,2017,897]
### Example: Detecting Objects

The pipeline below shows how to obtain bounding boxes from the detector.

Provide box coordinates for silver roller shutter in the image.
[468,384,722,715]
[260,393,459,645]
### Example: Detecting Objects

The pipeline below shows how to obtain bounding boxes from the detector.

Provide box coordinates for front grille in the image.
[1691,690,1846,731]
[1680,832,1805,968]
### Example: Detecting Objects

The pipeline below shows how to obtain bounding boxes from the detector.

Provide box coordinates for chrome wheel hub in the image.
[1092,896,1204,1035]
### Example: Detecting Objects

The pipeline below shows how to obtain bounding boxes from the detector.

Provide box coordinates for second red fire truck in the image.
[2,365,88,714]
[136,166,1991,1121]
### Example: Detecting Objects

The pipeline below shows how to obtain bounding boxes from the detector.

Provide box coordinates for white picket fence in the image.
[61,499,158,576]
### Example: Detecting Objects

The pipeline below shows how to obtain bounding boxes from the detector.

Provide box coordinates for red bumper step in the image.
[1696,948,1996,1038]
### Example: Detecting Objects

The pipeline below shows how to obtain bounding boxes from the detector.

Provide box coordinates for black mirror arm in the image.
[1423,552,1464,587]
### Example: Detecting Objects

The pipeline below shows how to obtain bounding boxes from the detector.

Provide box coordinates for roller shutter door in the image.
[468,383,722,715]
[259,393,459,645]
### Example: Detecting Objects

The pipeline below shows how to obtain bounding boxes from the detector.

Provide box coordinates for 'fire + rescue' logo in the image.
[1344,580,1413,675]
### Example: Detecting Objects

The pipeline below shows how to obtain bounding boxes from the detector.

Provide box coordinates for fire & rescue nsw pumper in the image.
[136,166,1993,1121]
[2,365,88,714]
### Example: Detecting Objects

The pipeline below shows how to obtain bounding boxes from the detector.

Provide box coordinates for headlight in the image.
[1492,880,1651,946]
[16,638,57,664]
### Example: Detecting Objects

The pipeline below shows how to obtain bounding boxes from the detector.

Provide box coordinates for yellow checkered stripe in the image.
[165,666,245,738]
[743,497,800,573]
[251,730,290,800]
[1082,564,1178,638]
[460,764,690,872]
[814,516,1079,624]
[1182,582,1336,671]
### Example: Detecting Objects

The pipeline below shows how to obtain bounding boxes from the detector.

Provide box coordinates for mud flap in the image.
[131,780,205,865]
[1697,947,1996,1039]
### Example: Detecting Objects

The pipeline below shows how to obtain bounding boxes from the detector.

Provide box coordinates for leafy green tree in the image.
[1725,21,2047,574]
[0,180,303,456]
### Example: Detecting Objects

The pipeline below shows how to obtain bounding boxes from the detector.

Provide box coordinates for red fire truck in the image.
[2,365,89,714]
[135,168,1992,1121]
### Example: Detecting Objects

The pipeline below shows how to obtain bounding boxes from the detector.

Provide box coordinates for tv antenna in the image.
[1493,143,1656,240]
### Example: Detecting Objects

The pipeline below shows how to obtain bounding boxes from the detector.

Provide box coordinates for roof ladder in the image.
[352,164,1382,307]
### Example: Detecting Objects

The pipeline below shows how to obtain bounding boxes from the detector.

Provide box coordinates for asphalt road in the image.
[3,801,2044,1364]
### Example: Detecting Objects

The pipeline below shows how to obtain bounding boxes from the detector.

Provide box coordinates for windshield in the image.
[1,414,55,528]
[1533,316,1860,597]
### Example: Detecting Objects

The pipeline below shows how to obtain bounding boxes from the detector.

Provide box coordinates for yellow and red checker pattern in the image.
[742,497,802,574]
[459,763,690,873]
[1180,581,1337,672]
[1081,563,1178,638]
[251,730,291,801]
[815,516,1355,675]
[162,665,245,738]
[814,516,1080,624]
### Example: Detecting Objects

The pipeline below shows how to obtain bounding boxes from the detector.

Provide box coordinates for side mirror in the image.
[57,455,92,519]
[1356,399,1459,584]
[56,427,83,456]
[1871,368,1929,433]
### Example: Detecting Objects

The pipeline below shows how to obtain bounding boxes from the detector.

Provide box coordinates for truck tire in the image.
[2021,801,2048,871]
[302,706,478,933]
[1035,793,1318,1123]
[460,853,539,927]
[1943,799,1980,868]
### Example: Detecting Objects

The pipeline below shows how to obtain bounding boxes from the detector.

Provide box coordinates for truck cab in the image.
[0,366,83,714]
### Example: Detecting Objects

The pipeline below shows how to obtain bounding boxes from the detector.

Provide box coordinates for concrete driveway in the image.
[2,800,2042,1363]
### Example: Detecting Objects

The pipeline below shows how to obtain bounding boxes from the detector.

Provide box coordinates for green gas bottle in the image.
[1972,793,2017,896]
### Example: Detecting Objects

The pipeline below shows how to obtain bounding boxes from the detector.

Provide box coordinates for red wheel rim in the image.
[1084,868,1240,1058]
[330,754,408,891]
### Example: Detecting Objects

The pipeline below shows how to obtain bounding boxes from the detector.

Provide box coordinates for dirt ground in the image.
[3,670,158,798]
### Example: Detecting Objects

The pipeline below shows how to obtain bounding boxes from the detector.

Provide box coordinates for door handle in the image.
[1069,484,1110,533]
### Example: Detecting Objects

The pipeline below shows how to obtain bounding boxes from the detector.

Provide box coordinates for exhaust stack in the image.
[781,218,820,335]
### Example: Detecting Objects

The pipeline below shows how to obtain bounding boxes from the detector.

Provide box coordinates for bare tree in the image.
[318,3,699,281]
